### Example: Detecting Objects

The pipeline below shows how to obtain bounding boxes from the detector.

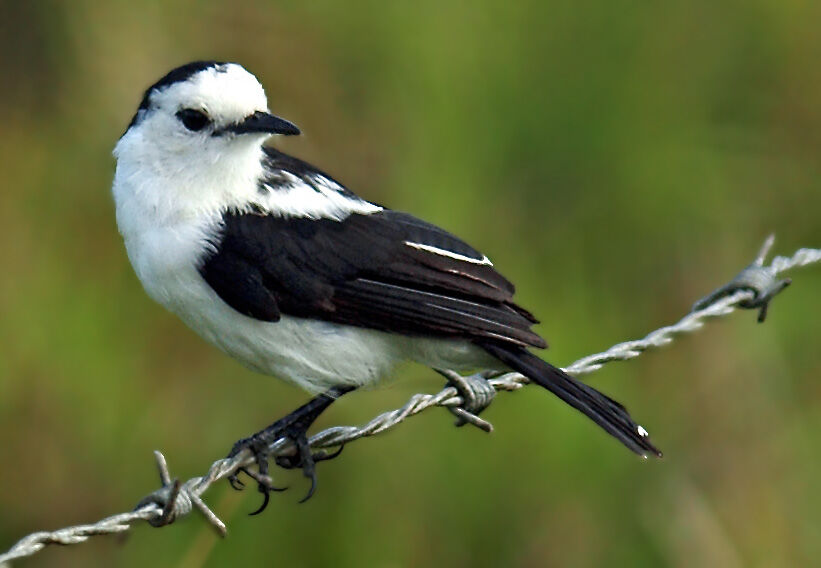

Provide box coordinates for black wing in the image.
[200,208,546,349]
[200,153,662,459]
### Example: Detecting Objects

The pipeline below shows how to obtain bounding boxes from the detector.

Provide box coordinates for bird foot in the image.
[225,386,354,514]
[228,427,322,515]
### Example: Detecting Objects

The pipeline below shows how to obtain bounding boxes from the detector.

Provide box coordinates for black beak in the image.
[223,111,301,136]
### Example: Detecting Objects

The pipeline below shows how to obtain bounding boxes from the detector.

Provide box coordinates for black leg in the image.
[227,385,355,514]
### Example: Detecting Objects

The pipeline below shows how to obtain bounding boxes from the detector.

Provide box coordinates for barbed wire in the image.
[1,236,819,566]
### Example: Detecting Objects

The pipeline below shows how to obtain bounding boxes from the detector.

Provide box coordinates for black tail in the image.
[479,342,662,458]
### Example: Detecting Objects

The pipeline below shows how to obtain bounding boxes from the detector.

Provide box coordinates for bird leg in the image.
[227,385,355,514]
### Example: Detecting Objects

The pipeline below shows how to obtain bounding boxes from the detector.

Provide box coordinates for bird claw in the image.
[272,442,345,503]
[315,444,345,462]
[227,473,245,491]
[224,385,355,513]
[227,465,287,494]
[272,433,326,504]
[227,428,337,512]
[227,438,290,515]
[275,443,344,469]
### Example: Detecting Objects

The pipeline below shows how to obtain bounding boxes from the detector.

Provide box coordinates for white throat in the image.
[113,131,265,233]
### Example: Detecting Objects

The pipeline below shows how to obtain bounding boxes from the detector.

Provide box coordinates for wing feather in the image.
[200,178,545,348]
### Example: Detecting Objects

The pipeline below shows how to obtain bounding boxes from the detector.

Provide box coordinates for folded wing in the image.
[199,209,547,349]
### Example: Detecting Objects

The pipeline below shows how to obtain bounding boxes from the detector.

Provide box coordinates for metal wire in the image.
[1,237,818,567]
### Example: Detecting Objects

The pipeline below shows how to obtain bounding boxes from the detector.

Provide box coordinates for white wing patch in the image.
[404,241,493,266]
[258,172,382,221]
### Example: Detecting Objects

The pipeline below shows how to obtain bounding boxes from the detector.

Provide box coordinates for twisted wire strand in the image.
[1,239,818,567]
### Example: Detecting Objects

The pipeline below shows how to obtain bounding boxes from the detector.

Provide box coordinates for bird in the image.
[112,61,661,512]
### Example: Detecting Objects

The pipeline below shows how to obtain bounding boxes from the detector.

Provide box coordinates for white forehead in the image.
[151,63,268,120]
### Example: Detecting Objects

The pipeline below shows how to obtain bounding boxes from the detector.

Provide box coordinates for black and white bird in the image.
[113,61,660,510]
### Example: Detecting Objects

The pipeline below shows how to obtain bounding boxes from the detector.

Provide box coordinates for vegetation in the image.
[0,2,818,566]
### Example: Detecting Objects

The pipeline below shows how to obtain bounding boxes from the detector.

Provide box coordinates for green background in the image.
[1,2,819,566]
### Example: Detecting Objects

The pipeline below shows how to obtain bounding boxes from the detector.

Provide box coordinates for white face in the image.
[153,63,269,124]
[112,61,378,273]
[117,63,273,159]
[113,62,305,231]
[126,63,268,152]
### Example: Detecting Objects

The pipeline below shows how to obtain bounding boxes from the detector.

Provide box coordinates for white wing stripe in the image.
[404,241,493,266]
[258,176,382,220]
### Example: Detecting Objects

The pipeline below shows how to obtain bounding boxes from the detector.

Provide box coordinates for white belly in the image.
[178,293,409,393]
[123,221,496,394]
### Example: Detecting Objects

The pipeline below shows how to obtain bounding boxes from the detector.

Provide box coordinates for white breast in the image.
[115,193,405,395]
[117,212,496,394]
[112,135,495,393]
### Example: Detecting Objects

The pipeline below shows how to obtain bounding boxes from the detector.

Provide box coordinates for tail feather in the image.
[479,342,662,458]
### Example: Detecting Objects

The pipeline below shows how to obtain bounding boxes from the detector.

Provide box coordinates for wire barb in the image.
[134,452,194,528]
[692,235,794,322]
[436,368,497,432]
[1,236,818,567]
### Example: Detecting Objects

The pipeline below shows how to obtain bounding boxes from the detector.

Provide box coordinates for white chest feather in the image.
[114,157,392,392]
[112,137,492,393]
[119,218,488,393]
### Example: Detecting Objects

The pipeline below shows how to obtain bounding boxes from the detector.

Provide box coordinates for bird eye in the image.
[176,108,211,132]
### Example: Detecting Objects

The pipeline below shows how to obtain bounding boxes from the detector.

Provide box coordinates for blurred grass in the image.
[0,1,819,567]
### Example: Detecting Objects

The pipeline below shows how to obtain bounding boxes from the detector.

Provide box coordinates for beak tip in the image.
[283,124,301,136]
[227,112,302,136]
[266,112,300,136]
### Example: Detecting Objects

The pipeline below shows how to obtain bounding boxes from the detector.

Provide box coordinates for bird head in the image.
[115,61,299,165]
[112,61,303,228]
